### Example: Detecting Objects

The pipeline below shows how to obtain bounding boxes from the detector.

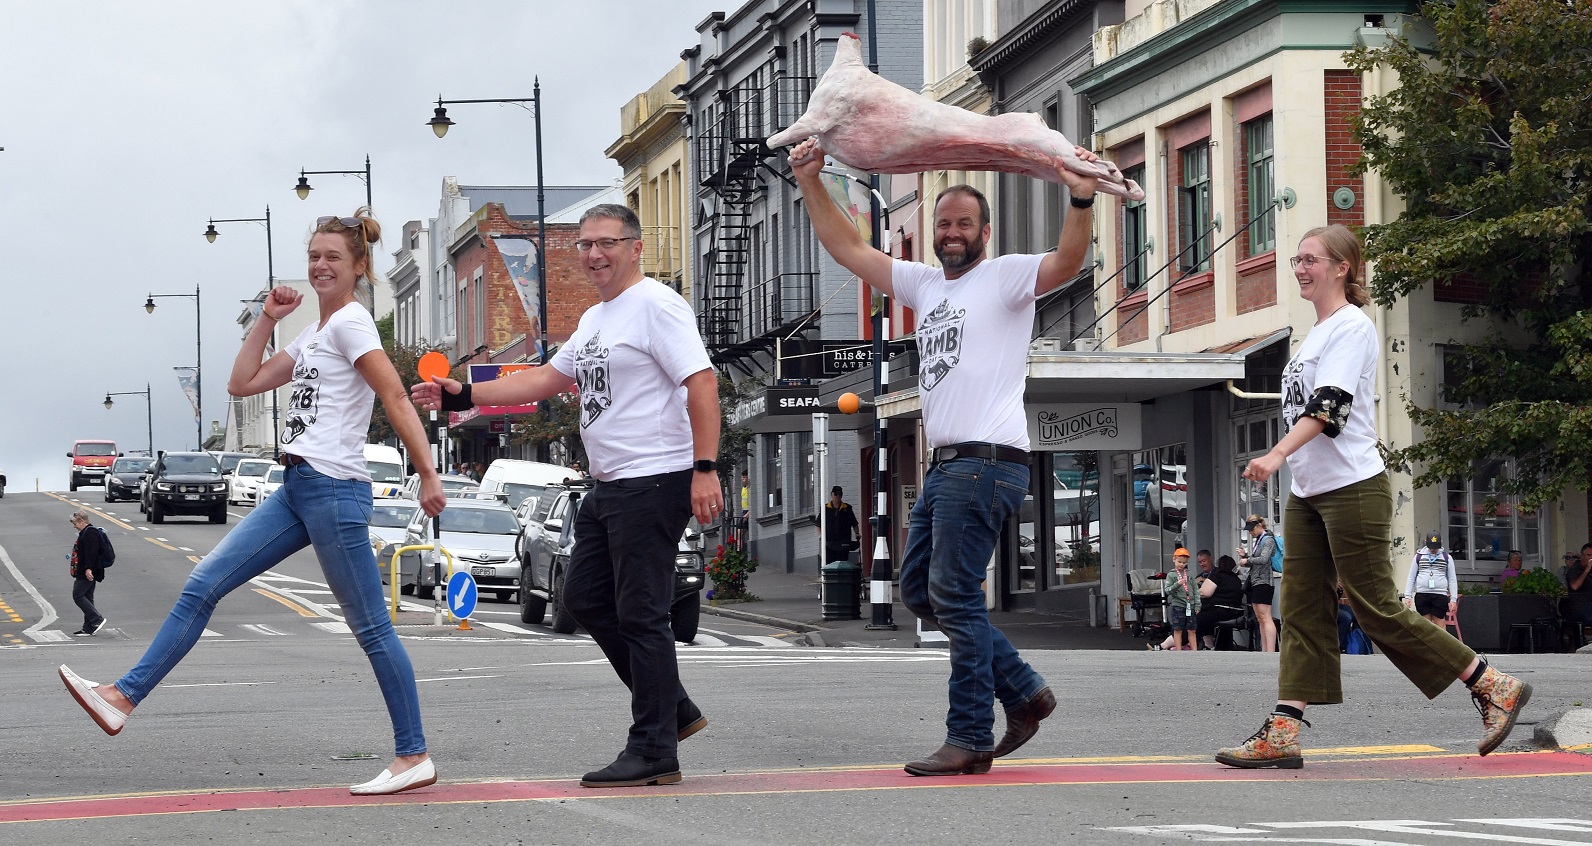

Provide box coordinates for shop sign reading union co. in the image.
[1025,404,1141,451]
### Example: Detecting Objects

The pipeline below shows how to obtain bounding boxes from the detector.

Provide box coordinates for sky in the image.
[0,1,730,491]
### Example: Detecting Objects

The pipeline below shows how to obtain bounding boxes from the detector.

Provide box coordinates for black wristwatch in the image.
[694,459,717,473]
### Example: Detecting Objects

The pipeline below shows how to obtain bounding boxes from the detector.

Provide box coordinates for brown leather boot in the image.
[904,743,993,776]
[993,687,1056,758]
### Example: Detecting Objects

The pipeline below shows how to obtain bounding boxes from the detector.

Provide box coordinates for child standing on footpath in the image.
[1163,548,1200,651]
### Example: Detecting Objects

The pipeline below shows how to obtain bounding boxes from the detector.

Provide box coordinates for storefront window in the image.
[1052,452,1101,585]
[1446,460,1543,571]
[1132,445,1188,572]
[760,434,782,512]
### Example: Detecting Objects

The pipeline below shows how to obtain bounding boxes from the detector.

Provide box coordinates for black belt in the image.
[930,442,1029,465]
[282,453,307,466]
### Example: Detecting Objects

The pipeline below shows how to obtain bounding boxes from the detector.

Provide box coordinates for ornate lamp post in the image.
[203,207,277,458]
[103,384,153,457]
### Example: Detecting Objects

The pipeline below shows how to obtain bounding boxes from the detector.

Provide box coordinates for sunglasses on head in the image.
[317,216,361,229]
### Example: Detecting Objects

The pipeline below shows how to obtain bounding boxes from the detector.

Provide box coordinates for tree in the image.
[366,313,456,448]
[1345,0,1592,509]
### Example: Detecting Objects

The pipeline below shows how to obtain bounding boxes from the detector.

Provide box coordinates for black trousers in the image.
[563,469,693,758]
[1195,604,1242,640]
[73,576,103,630]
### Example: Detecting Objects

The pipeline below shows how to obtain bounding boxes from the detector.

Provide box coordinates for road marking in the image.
[145,538,178,552]
[684,633,727,647]
[311,622,351,634]
[475,621,538,635]
[0,542,58,637]
[176,547,193,552]
[3,757,1589,827]
[187,556,201,564]
[239,624,291,636]
[200,629,222,637]
[27,630,70,643]
[415,674,502,683]
[251,589,318,618]
[162,681,276,689]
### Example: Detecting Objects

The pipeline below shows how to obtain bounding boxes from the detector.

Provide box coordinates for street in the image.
[3,490,1590,844]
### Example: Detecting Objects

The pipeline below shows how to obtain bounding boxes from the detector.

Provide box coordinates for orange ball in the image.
[838,392,861,414]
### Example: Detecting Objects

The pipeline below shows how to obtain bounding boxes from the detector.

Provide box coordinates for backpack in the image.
[94,526,115,567]
[1269,533,1284,573]
[1345,626,1373,655]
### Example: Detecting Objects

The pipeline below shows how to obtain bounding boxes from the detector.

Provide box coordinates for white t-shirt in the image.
[550,277,711,481]
[892,254,1042,450]
[1281,305,1384,497]
[279,302,383,482]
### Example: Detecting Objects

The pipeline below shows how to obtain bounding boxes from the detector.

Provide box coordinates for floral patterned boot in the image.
[1215,714,1308,769]
[1471,665,1531,756]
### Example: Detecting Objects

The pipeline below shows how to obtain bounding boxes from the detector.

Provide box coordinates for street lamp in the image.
[144,286,203,450]
[426,80,547,363]
[292,154,373,209]
[104,383,154,457]
[205,208,278,459]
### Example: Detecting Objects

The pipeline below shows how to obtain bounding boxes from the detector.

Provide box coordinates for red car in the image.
[68,440,120,491]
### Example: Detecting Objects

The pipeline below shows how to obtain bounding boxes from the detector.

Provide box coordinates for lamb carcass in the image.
[767,32,1144,201]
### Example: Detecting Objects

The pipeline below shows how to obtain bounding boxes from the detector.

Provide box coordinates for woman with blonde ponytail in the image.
[1215,224,1531,770]
[61,208,447,796]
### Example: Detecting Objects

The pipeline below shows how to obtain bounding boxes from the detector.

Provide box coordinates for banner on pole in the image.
[174,367,200,428]
[491,237,543,360]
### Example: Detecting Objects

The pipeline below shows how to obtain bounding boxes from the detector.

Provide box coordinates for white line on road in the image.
[415,674,502,683]
[682,633,727,647]
[239,624,291,636]
[162,681,277,689]
[311,622,352,634]
[0,541,59,638]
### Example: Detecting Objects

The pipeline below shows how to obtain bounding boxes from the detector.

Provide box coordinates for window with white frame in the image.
[760,434,783,512]
[1446,461,1543,572]
[796,432,814,515]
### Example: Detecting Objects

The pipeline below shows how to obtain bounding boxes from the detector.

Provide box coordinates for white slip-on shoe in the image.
[59,665,127,736]
[350,758,437,795]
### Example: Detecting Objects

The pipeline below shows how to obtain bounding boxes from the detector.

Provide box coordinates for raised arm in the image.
[228,286,300,398]
[1035,147,1100,296]
[789,137,896,297]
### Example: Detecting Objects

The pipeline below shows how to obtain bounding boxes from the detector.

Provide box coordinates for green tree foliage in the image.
[366,313,457,446]
[1346,0,1592,509]
[510,388,585,466]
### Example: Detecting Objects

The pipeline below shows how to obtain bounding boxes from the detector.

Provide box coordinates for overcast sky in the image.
[0,1,729,491]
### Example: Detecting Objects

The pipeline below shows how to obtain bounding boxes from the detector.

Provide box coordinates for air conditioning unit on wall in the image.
[1030,337,1066,353]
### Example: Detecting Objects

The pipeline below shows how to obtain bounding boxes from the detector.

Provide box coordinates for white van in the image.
[364,444,406,499]
[479,459,577,510]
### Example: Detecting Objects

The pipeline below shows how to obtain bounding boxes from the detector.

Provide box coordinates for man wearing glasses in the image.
[410,203,721,789]
[68,511,109,636]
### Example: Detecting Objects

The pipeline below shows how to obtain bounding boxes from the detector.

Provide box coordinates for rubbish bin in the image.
[821,560,862,621]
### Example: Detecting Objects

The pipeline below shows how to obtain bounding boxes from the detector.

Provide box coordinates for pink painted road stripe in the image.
[5,752,1591,825]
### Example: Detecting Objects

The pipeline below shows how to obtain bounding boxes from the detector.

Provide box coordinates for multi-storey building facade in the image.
[607,62,694,297]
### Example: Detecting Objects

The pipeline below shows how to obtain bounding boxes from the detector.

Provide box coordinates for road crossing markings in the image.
[251,588,318,618]
[1,541,61,641]
[162,681,276,689]
[311,622,351,634]
[5,758,1591,827]
[415,675,502,683]
[238,624,291,636]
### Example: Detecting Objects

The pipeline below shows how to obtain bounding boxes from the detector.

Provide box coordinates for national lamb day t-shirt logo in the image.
[574,332,612,428]
[282,342,320,444]
[917,299,965,392]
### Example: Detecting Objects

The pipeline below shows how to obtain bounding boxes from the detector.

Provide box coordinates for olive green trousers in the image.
[1278,471,1475,703]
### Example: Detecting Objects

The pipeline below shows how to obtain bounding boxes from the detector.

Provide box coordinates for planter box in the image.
[1455,593,1560,652]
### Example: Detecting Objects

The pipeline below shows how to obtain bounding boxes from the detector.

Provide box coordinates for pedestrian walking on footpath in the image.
[68,511,109,636]
[412,203,721,789]
[61,209,448,796]
[1216,225,1531,770]
[1403,532,1459,627]
[821,486,860,563]
[790,135,1101,775]
[1238,515,1279,652]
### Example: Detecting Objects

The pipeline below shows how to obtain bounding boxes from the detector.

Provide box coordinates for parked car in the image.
[254,464,286,506]
[393,498,521,602]
[369,500,422,590]
[519,479,705,642]
[478,458,575,509]
[104,456,154,503]
[400,472,478,500]
[68,440,120,491]
[228,458,274,505]
[208,451,256,476]
[513,486,563,563]
[365,444,406,499]
[142,451,227,524]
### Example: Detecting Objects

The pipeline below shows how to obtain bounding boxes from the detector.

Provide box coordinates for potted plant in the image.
[1458,567,1566,651]
[706,538,759,602]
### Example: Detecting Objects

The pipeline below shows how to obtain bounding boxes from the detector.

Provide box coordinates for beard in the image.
[934,233,985,271]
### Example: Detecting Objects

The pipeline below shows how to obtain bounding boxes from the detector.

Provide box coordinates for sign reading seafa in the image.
[1025,403,1141,451]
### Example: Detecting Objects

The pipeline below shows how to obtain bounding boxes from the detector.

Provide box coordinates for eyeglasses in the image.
[317,216,361,229]
[1288,253,1335,269]
[575,237,637,252]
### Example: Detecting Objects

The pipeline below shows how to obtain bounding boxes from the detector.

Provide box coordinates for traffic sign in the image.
[446,571,478,619]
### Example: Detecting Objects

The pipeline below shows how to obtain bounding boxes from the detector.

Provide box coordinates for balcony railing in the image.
[639,225,683,284]
[694,74,815,188]
[703,271,816,349]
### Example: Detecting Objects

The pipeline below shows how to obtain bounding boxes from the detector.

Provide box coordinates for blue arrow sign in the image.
[446,570,478,620]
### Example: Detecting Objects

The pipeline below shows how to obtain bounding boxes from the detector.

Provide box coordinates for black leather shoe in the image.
[677,699,708,742]
[580,752,682,788]
[904,743,993,776]
[993,687,1056,758]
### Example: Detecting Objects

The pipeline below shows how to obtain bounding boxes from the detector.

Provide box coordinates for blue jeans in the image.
[115,460,427,756]
[899,457,1045,751]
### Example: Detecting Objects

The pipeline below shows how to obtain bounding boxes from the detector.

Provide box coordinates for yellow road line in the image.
[252,589,318,618]
[145,538,178,552]
[187,556,202,564]
[42,493,135,530]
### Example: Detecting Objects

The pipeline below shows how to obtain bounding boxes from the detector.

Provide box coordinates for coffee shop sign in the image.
[1026,403,1140,451]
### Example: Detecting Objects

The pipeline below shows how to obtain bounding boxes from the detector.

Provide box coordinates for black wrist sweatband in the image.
[440,383,475,412]
[1069,194,1095,209]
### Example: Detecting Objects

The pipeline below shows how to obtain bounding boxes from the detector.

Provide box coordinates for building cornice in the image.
[971,0,1094,75]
